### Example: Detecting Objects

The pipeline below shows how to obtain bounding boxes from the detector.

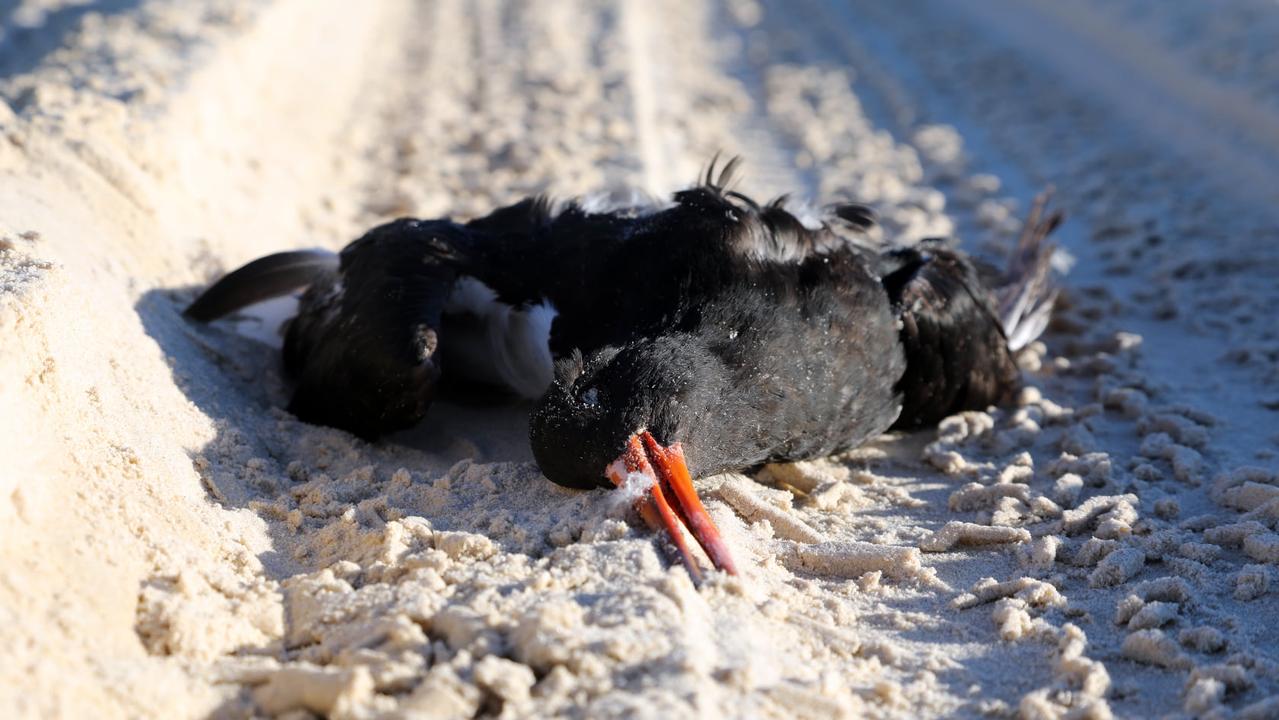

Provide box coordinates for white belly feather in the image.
[443,277,557,399]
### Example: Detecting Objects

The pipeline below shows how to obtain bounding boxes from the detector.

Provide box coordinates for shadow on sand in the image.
[134,285,542,579]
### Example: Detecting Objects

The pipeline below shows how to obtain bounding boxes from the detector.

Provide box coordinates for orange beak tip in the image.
[607,430,739,579]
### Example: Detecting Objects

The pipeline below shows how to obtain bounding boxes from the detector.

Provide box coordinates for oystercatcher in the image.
[186,158,1061,579]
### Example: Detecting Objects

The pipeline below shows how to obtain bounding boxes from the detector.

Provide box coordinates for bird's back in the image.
[678,246,906,474]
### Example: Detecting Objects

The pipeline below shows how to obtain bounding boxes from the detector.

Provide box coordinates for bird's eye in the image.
[579,387,600,408]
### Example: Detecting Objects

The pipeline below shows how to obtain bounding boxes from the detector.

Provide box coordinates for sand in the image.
[2,0,1278,717]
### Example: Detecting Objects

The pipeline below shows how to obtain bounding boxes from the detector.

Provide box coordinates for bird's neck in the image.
[642,343,760,478]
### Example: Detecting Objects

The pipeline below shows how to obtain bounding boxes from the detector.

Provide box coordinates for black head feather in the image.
[530,339,728,489]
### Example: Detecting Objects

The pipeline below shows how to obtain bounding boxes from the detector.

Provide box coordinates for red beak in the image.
[605,430,738,581]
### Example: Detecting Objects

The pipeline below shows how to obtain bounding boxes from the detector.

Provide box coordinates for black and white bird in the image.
[186,158,1061,578]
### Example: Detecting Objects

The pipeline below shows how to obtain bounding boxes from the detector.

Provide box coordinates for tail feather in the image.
[997,191,1063,351]
[184,250,338,322]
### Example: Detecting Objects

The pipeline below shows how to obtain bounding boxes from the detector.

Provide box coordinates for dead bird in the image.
[186,158,1061,578]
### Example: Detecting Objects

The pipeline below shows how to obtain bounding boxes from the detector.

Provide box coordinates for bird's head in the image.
[530,337,738,579]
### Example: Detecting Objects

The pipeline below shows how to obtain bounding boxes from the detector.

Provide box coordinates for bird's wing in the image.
[280,219,470,439]
[878,241,1021,428]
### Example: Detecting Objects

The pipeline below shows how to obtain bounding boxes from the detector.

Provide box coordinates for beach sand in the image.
[2,0,1277,717]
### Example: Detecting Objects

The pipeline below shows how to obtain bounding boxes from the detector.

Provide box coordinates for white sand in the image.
[2,0,1278,717]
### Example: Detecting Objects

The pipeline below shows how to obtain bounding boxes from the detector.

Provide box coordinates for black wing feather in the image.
[282,219,467,439]
[880,242,1020,428]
